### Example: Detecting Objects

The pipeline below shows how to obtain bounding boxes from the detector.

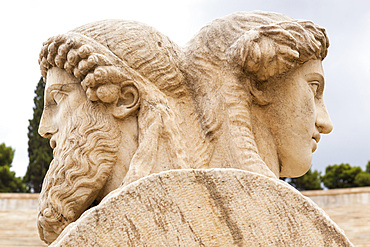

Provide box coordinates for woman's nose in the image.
[316,99,333,134]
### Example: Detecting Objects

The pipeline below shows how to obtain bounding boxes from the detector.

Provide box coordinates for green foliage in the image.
[292,169,322,190]
[282,169,322,191]
[24,78,53,192]
[0,143,15,167]
[354,172,370,187]
[322,163,362,189]
[0,143,14,168]
[0,143,27,192]
[366,161,370,173]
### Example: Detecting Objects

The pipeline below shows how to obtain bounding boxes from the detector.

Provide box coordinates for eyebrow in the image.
[46,83,80,94]
[305,73,325,84]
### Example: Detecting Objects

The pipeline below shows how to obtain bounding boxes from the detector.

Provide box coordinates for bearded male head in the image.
[37,77,123,242]
[36,20,200,244]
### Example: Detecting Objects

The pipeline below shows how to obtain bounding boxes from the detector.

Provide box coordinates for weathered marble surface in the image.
[3,192,368,246]
[50,169,351,246]
[36,11,346,246]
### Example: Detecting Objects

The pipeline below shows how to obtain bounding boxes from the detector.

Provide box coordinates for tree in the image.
[354,172,370,187]
[24,78,53,192]
[366,161,370,173]
[281,169,322,191]
[0,143,27,192]
[0,142,15,167]
[353,161,370,187]
[290,169,322,190]
[322,163,362,189]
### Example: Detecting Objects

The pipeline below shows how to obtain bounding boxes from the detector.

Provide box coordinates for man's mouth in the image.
[50,139,56,149]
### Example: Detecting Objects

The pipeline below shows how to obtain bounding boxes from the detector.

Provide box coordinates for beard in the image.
[37,101,121,244]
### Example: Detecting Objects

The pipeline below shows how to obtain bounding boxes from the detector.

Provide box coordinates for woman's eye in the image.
[309,81,320,96]
[51,90,67,105]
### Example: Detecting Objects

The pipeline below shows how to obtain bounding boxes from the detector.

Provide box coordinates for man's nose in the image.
[315,99,333,134]
[38,111,57,139]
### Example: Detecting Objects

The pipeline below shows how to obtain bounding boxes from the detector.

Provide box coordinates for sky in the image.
[1,0,369,177]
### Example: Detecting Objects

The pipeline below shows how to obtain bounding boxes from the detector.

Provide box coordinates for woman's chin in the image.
[278,154,312,178]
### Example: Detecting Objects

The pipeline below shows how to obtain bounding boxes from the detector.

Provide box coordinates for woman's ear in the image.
[248,79,269,106]
[112,83,140,119]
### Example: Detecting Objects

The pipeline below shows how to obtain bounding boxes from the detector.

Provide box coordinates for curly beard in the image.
[37,101,121,244]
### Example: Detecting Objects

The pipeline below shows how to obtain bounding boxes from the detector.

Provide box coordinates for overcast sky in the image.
[1,0,369,177]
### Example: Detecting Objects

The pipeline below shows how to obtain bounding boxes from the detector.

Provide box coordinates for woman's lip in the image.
[312,138,318,152]
[312,133,321,143]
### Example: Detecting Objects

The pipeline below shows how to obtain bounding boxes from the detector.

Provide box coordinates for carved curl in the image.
[39,33,130,104]
[39,20,188,105]
[228,20,329,82]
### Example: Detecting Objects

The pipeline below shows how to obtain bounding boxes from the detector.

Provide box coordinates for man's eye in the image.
[309,81,320,96]
[51,90,67,105]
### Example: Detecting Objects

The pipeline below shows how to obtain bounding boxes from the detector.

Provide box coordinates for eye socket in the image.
[309,81,320,96]
[50,90,67,105]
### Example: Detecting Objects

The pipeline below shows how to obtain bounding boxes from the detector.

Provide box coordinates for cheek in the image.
[293,86,316,128]
[304,94,317,125]
[57,94,83,121]
[55,105,70,123]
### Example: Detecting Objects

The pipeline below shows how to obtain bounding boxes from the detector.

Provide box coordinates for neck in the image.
[250,107,280,178]
[97,115,138,201]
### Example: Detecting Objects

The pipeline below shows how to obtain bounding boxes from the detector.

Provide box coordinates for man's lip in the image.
[50,139,56,149]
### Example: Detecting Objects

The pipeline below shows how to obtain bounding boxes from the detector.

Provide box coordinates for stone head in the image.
[37,20,189,244]
[183,11,333,178]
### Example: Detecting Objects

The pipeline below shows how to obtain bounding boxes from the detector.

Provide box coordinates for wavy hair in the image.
[38,101,121,244]
[182,11,329,177]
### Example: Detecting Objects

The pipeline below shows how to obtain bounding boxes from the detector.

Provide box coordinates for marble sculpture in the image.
[37,11,352,246]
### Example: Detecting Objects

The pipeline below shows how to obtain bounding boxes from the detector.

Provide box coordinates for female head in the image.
[183,11,332,178]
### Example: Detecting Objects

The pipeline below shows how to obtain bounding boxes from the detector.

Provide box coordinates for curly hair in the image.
[38,20,212,189]
[39,20,187,102]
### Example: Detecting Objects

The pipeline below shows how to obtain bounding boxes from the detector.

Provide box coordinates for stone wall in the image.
[302,186,370,208]
[0,193,39,210]
[1,186,369,210]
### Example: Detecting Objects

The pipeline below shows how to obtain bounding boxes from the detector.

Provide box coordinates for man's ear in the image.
[249,79,269,106]
[112,83,140,119]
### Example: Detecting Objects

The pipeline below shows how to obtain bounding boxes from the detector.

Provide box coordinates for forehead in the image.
[46,67,80,90]
[297,59,324,77]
